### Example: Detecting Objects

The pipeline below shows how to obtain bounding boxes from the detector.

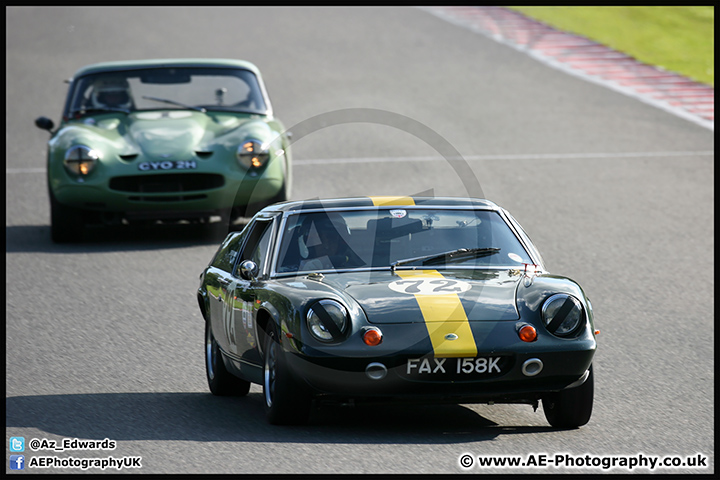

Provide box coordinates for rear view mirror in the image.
[35,116,54,131]
[239,260,259,281]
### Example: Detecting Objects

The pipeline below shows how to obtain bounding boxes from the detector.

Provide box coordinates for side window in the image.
[502,210,544,268]
[210,231,246,272]
[236,218,275,277]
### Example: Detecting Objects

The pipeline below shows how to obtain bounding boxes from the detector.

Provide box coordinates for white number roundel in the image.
[389,278,472,295]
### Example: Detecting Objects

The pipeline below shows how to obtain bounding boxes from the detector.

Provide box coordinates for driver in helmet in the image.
[91,78,133,110]
[298,213,363,271]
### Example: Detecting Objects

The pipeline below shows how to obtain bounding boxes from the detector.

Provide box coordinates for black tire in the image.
[263,325,311,425]
[205,320,251,396]
[49,191,85,243]
[543,365,594,428]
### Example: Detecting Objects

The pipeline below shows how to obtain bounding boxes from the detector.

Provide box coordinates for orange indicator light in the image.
[363,328,383,346]
[518,324,537,342]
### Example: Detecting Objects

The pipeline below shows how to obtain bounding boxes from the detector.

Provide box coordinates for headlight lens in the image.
[306,299,349,342]
[542,293,584,337]
[64,145,100,176]
[237,140,270,169]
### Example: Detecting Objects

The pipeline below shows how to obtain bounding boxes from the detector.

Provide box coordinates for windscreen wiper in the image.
[391,247,500,272]
[142,95,207,113]
[70,106,130,116]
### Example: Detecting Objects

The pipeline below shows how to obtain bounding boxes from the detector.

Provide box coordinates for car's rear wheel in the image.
[50,191,85,243]
[205,320,251,396]
[263,324,311,425]
[542,365,594,428]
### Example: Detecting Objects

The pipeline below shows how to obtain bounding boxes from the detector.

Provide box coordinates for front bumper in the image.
[284,322,596,404]
[291,350,593,402]
[50,157,285,218]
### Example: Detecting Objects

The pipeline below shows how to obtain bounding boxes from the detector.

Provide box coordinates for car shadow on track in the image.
[5,221,249,253]
[6,391,561,445]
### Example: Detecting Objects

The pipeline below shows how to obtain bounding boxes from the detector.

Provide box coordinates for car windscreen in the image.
[275,209,534,274]
[66,67,267,116]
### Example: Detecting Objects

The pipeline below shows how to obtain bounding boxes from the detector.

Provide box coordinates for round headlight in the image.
[64,145,100,176]
[542,293,584,337]
[237,140,270,169]
[306,299,349,343]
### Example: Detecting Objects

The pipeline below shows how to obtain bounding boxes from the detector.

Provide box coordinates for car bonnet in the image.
[126,111,266,157]
[334,269,522,324]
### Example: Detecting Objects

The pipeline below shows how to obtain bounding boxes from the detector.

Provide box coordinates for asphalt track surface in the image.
[6,6,714,474]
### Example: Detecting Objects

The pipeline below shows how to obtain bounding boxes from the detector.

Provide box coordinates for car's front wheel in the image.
[205,320,250,396]
[542,365,594,428]
[50,191,85,243]
[263,325,311,425]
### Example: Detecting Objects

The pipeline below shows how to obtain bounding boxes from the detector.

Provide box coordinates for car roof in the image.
[71,58,262,78]
[263,197,501,214]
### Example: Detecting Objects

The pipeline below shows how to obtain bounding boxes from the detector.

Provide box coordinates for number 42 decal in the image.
[389,278,472,295]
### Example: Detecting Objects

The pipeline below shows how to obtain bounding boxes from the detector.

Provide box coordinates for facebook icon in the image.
[10,455,25,470]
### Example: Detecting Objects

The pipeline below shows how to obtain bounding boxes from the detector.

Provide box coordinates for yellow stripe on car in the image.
[396,270,478,358]
[370,196,415,206]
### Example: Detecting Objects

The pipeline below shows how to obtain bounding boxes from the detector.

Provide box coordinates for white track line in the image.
[6,151,713,174]
[292,150,713,166]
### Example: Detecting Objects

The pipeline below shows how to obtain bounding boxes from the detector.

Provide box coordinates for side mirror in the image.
[35,116,54,132]
[239,260,259,281]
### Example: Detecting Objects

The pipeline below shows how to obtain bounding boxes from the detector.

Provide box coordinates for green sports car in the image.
[35,58,291,242]
[198,196,598,428]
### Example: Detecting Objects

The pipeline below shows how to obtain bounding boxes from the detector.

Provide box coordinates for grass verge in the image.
[509,7,714,86]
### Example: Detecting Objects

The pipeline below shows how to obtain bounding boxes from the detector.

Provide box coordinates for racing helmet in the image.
[91,78,132,109]
[298,213,351,259]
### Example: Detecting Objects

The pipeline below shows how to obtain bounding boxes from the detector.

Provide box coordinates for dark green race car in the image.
[36,58,291,242]
[198,196,597,428]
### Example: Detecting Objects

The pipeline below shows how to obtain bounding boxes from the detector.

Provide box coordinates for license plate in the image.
[404,356,505,379]
[138,160,198,171]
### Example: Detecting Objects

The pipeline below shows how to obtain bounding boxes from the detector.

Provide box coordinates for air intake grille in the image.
[109,173,224,193]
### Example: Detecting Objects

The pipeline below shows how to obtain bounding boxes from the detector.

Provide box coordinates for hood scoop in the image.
[119,153,139,162]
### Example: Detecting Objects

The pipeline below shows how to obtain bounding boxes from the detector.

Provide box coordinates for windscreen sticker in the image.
[508,253,523,263]
[390,209,407,219]
[370,196,415,206]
